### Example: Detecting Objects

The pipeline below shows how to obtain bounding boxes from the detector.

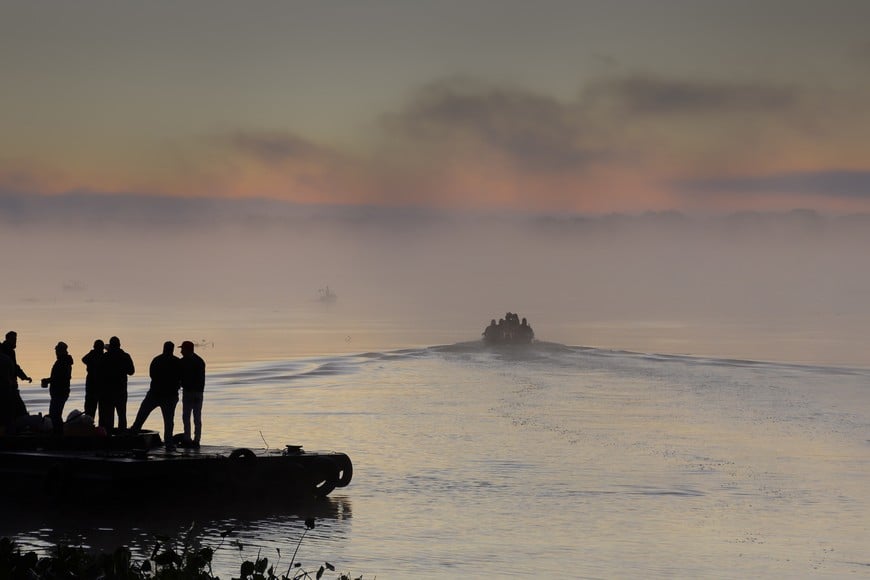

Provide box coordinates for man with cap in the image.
[131,341,181,451]
[42,341,74,437]
[179,340,206,447]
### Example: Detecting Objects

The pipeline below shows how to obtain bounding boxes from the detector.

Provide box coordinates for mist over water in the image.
[3,198,869,370]
[3,198,870,577]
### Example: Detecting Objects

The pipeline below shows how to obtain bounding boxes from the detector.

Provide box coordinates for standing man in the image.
[81,339,105,420]
[179,340,206,448]
[131,341,181,451]
[101,336,135,432]
[0,331,32,417]
[0,347,19,433]
[42,341,73,437]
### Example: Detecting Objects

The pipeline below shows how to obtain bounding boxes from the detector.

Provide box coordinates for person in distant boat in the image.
[41,341,73,437]
[179,340,206,448]
[1,331,32,417]
[81,339,105,420]
[497,318,507,341]
[518,318,534,343]
[483,319,500,342]
[131,341,182,451]
[101,336,135,432]
[509,313,520,336]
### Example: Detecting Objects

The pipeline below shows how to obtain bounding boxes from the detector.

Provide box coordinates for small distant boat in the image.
[62,280,86,292]
[482,312,535,345]
[318,286,337,303]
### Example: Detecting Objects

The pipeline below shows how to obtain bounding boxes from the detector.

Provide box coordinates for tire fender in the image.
[307,458,339,498]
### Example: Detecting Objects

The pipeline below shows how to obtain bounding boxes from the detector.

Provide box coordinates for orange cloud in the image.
[4,73,870,216]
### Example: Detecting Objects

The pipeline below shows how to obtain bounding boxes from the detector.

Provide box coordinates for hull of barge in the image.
[0,434,352,501]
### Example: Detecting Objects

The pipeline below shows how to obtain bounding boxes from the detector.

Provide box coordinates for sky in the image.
[3,1,870,370]
[4,0,870,215]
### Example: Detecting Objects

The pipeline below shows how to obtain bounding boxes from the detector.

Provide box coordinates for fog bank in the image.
[3,195,869,368]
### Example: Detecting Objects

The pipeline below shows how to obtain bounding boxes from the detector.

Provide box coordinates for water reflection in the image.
[0,495,352,561]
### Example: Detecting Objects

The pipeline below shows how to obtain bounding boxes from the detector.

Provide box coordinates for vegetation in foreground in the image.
[0,519,366,580]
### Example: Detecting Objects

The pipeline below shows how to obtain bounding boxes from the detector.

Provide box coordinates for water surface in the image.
[4,337,869,578]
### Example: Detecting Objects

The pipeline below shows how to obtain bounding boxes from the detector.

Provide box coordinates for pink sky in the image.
[3,2,870,216]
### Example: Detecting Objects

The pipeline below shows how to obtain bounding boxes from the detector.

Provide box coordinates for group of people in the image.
[482,312,535,344]
[0,331,206,451]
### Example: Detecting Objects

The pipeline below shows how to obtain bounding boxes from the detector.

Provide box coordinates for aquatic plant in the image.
[0,520,365,580]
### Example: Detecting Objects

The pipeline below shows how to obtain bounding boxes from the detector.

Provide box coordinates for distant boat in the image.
[482,312,535,344]
[62,280,86,292]
[318,286,337,303]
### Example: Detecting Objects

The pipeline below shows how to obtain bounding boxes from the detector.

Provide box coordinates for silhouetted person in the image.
[483,319,499,341]
[179,340,206,447]
[518,317,534,343]
[81,339,105,419]
[496,318,506,342]
[0,349,19,433]
[507,312,520,339]
[101,336,135,432]
[131,341,181,451]
[1,331,32,417]
[42,342,73,437]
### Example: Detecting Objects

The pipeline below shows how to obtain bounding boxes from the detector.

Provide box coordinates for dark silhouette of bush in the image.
[0,520,364,580]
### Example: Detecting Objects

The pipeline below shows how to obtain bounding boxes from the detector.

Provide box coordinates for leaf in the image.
[154,550,177,567]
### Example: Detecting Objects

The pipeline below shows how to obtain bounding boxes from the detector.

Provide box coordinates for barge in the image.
[0,431,352,501]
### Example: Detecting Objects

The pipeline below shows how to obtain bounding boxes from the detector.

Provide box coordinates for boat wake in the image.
[209,340,870,389]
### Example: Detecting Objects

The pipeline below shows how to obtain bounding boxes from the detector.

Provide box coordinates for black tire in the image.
[333,455,353,487]
[306,458,339,498]
[229,448,257,461]
[228,448,258,492]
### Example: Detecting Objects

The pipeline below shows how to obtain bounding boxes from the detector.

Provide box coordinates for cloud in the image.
[0,188,460,233]
[583,75,799,115]
[223,131,334,165]
[210,130,364,204]
[2,186,866,233]
[381,78,609,172]
[2,73,862,215]
[378,74,808,182]
[675,170,870,199]
[0,189,224,227]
